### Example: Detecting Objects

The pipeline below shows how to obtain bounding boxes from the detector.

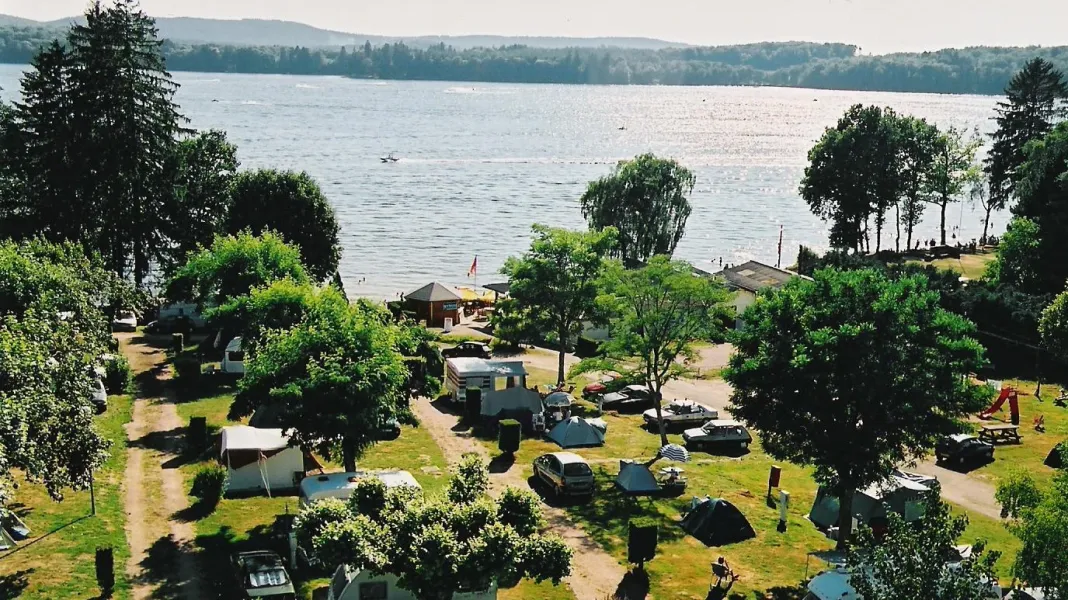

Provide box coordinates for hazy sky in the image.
[5,0,1066,54]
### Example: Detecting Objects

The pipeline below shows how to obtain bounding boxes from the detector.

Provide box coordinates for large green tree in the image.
[161,129,239,275]
[502,225,617,385]
[579,256,730,446]
[849,494,1000,600]
[226,169,341,281]
[986,217,1041,290]
[925,126,982,245]
[579,153,694,268]
[801,105,903,252]
[724,268,987,549]
[896,116,939,251]
[232,298,409,471]
[296,457,571,600]
[996,470,1068,598]
[986,58,1068,208]
[166,231,309,309]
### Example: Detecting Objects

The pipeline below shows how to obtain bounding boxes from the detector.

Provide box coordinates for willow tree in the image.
[580,153,694,268]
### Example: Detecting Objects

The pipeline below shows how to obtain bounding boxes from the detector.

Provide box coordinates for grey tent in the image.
[1046,442,1065,469]
[680,497,755,546]
[547,417,606,448]
[616,460,660,495]
[809,474,930,530]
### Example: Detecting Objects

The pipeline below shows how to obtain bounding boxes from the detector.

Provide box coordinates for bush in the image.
[95,546,115,596]
[346,477,387,517]
[190,463,227,508]
[103,355,132,395]
[498,419,521,455]
[173,356,202,385]
[294,497,352,552]
[497,487,543,536]
[447,453,488,504]
[172,332,184,353]
[187,416,207,451]
[627,517,659,567]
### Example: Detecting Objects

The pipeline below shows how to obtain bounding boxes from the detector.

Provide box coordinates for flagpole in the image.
[777,225,784,269]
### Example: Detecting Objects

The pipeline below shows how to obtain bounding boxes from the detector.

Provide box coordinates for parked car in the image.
[642,400,719,429]
[111,310,137,332]
[91,376,107,414]
[532,452,595,499]
[600,384,654,411]
[441,341,492,359]
[682,420,752,450]
[231,550,295,600]
[376,417,401,440]
[144,316,193,335]
[936,434,994,466]
[221,337,245,375]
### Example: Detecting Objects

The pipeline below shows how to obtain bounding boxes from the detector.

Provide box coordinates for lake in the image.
[0,65,1002,299]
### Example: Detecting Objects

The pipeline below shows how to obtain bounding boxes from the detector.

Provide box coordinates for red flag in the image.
[467,256,477,278]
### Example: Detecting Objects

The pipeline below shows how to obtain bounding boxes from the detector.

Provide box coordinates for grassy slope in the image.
[1,395,133,599]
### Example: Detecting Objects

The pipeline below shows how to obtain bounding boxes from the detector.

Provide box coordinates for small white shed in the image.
[219,426,304,495]
[328,564,498,600]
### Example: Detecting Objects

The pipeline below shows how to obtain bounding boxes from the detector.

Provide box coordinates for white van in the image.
[221,337,245,375]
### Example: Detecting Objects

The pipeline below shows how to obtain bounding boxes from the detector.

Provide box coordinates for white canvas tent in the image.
[328,564,497,600]
[616,460,660,495]
[547,417,606,448]
[220,426,304,495]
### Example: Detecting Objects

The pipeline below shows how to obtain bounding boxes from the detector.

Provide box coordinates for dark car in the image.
[231,550,296,600]
[936,434,995,466]
[599,384,654,411]
[376,418,401,440]
[442,341,492,359]
[144,316,193,335]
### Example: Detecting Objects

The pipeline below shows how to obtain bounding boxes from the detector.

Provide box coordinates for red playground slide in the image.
[980,386,1020,424]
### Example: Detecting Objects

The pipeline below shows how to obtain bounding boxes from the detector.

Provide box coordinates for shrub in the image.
[190,463,227,508]
[172,332,184,353]
[293,497,352,552]
[498,419,521,455]
[187,417,207,451]
[627,517,659,567]
[95,546,115,596]
[448,453,488,504]
[497,487,543,536]
[173,356,202,385]
[346,477,387,517]
[103,354,132,394]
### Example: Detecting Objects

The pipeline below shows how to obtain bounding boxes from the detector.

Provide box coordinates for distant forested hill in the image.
[1,20,1066,95]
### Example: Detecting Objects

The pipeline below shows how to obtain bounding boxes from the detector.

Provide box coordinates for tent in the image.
[616,460,660,495]
[1045,442,1065,469]
[808,474,931,530]
[481,386,544,419]
[547,417,606,448]
[680,497,755,546]
[220,426,305,495]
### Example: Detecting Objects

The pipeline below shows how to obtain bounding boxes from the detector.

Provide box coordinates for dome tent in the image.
[615,460,660,495]
[680,496,755,546]
[547,417,606,448]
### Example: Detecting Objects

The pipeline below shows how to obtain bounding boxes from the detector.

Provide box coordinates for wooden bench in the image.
[979,424,1022,445]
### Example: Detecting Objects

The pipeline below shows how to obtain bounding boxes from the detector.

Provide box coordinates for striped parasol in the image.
[658,443,690,463]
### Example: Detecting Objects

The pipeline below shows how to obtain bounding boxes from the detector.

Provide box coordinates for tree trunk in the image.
[940,199,948,245]
[342,437,357,472]
[557,328,567,386]
[835,486,855,551]
[875,218,882,253]
[982,206,992,244]
[895,204,901,253]
[653,388,669,447]
[906,218,914,251]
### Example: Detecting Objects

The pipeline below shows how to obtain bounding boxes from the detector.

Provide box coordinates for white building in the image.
[704,261,806,328]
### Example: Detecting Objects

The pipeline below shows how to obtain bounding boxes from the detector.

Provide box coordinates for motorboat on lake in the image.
[380,152,399,163]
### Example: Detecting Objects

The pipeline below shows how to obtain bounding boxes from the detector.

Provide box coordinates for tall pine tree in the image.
[986,58,1068,209]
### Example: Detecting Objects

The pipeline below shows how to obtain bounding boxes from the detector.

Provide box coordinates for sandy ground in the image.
[117,333,204,600]
[910,460,1002,520]
[411,398,628,600]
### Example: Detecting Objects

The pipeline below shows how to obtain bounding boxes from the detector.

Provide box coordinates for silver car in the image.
[532,452,595,499]
[643,400,719,429]
[682,420,752,450]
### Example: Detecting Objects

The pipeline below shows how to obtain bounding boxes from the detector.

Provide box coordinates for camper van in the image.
[222,337,245,375]
[298,471,421,507]
[159,301,206,329]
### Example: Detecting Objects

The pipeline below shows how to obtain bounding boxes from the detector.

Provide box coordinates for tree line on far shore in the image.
[3,20,1068,94]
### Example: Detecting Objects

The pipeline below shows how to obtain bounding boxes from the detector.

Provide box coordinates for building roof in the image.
[220,426,290,454]
[715,261,800,294]
[483,282,510,294]
[446,357,527,377]
[405,281,462,302]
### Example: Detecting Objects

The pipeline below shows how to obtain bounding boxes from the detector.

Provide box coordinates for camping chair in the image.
[710,557,738,591]
[1034,415,1045,433]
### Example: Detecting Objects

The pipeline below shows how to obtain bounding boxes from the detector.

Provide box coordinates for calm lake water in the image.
[0,65,1002,298]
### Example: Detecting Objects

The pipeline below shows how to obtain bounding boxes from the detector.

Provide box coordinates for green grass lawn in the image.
[1,394,134,600]
[910,253,996,281]
[960,379,1068,489]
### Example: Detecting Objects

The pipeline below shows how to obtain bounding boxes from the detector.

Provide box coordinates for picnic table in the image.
[979,423,1022,444]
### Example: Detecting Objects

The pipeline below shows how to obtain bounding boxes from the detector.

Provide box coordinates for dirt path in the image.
[412,398,627,600]
[910,461,1002,520]
[118,334,205,600]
